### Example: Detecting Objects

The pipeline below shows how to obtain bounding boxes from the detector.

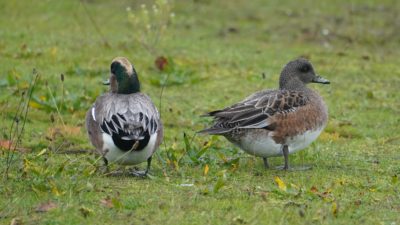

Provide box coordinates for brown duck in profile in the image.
[86,57,163,176]
[200,58,329,170]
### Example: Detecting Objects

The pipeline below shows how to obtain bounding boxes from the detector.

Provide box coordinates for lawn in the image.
[0,0,399,224]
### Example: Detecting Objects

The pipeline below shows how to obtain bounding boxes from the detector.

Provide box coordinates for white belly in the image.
[238,127,324,158]
[102,133,157,165]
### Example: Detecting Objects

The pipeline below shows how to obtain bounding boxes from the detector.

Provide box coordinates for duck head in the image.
[104,57,140,94]
[279,58,330,90]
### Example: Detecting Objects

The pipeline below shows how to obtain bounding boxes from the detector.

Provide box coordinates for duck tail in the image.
[197,126,231,135]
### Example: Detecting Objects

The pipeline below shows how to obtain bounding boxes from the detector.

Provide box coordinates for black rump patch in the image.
[112,130,151,152]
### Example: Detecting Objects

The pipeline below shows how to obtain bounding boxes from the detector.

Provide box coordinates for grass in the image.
[1,0,399,224]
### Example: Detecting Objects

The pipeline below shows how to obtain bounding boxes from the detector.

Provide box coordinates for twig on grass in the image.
[4,69,40,179]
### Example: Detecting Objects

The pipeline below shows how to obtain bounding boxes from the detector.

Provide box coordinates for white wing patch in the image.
[91,107,96,122]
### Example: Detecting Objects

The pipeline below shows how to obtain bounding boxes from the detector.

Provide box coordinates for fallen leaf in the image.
[36,148,47,157]
[204,164,209,176]
[0,140,12,149]
[100,197,113,208]
[35,201,57,213]
[310,186,318,193]
[274,176,287,191]
[331,201,339,217]
[50,180,64,196]
[0,140,31,153]
[29,100,43,109]
[155,56,168,71]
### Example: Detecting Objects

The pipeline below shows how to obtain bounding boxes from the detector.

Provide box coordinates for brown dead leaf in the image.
[35,201,58,213]
[155,56,168,71]
[0,140,12,149]
[310,186,319,193]
[100,197,113,208]
[0,140,31,153]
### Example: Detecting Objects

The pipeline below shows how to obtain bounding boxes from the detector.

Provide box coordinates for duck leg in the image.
[145,156,152,175]
[275,145,289,170]
[263,157,270,169]
[100,157,109,173]
[282,145,289,170]
[129,157,152,178]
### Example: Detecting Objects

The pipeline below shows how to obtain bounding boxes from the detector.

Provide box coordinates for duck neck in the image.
[279,77,308,92]
[112,73,140,94]
[119,77,140,94]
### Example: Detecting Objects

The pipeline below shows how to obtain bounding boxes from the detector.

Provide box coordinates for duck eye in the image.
[300,64,311,73]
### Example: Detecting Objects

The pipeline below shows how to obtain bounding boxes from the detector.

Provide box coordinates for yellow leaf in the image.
[36,148,47,157]
[204,164,209,176]
[331,201,338,217]
[203,140,212,149]
[50,180,62,196]
[274,176,287,191]
[29,100,42,109]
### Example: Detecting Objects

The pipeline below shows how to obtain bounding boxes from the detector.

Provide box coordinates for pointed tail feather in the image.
[198,126,232,135]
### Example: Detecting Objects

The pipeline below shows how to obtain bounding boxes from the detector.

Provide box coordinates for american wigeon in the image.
[86,57,163,176]
[200,58,329,170]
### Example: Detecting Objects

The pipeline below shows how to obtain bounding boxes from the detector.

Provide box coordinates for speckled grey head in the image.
[279,58,330,90]
[106,57,140,94]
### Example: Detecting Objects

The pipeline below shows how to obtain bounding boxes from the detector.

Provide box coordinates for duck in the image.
[200,58,329,170]
[86,57,163,176]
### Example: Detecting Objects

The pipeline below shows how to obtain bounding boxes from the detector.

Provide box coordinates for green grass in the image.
[1,0,399,224]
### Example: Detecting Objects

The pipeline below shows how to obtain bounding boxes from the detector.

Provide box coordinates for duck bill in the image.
[102,79,110,85]
[312,75,330,84]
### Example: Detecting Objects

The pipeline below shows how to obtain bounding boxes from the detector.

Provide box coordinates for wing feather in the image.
[93,93,160,141]
[200,89,309,134]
